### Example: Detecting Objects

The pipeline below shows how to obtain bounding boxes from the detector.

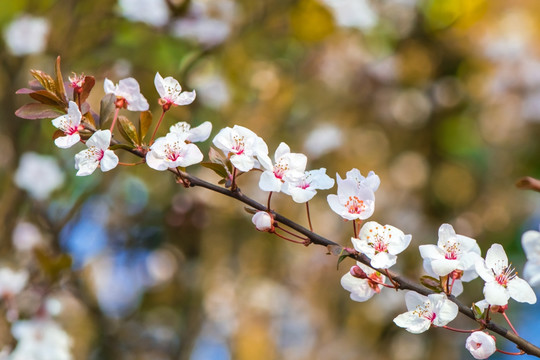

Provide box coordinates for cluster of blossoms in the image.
[15,61,540,359]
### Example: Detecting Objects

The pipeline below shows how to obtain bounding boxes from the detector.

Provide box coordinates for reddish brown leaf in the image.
[15,103,65,120]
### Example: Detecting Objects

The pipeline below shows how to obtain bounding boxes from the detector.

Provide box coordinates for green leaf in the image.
[200,162,229,178]
[118,116,140,146]
[420,275,443,292]
[99,93,116,128]
[54,56,68,105]
[244,207,258,215]
[139,110,153,143]
[472,303,484,319]
[34,248,72,281]
[109,143,136,151]
[15,103,65,120]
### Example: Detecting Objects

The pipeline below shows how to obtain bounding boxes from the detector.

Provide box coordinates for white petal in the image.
[230,154,255,172]
[274,142,290,160]
[104,78,116,94]
[363,171,380,192]
[126,93,149,111]
[507,277,537,304]
[340,272,377,302]
[100,150,119,172]
[187,121,212,142]
[404,291,428,310]
[289,187,317,203]
[524,261,540,287]
[419,244,444,261]
[485,244,508,273]
[431,295,458,326]
[437,223,456,247]
[370,252,396,269]
[483,281,509,306]
[522,230,540,261]
[393,311,431,334]
[146,149,168,171]
[259,171,283,192]
[154,72,166,99]
[451,279,464,297]
[54,133,80,149]
[308,168,334,190]
[327,194,346,217]
[212,127,233,153]
[174,90,196,106]
[175,143,204,167]
[387,231,411,255]
[67,101,82,126]
[475,260,494,282]
[87,130,112,149]
[74,156,99,176]
[466,331,496,360]
[430,258,460,277]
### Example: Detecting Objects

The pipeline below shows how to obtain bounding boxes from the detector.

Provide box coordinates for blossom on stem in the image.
[465,331,497,359]
[51,101,82,148]
[252,211,274,232]
[74,130,119,176]
[393,292,458,334]
[337,168,380,192]
[475,243,536,306]
[146,132,203,171]
[10,318,72,360]
[0,268,28,299]
[169,121,212,143]
[104,78,149,111]
[521,229,540,287]
[352,221,411,269]
[327,178,375,221]
[282,168,335,203]
[419,223,481,281]
[258,142,307,193]
[154,72,196,109]
[212,125,270,172]
[341,262,386,302]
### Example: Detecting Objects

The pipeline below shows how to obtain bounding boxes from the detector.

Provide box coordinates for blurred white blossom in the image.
[3,15,50,56]
[118,0,170,27]
[0,268,28,298]
[302,125,343,158]
[10,318,72,360]
[191,72,230,109]
[320,0,378,30]
[12,222,42,252]
[14,152,64,201]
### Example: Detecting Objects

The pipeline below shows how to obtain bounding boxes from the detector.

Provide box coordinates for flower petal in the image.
[393,311,431,334]
[100,150,119,172]
[174,90,196,106]
[259,171,283,192]
[87,130,111,150]
[524,261,540,287]
[187,121,212,142]
[485,244,508,273]
[507,277,537,304]
[522,230,540,261]
[54,133,80,149]
[483,281,509,306]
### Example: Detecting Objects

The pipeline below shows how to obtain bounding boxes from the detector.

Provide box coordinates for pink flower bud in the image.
[350,265,368,279]
[465,331,496,359]
[252,211,274,232]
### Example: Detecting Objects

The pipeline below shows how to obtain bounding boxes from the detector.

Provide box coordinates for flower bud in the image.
[350,265,368,279]
[252,211,274,232]
[465,331,496,359]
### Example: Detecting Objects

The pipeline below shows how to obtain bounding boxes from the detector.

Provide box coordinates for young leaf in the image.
[29,90,64,106]
[109,143,136,151]
[200,162,229,179]
[80,76,95,104]
[420,275,443,292]
[15,103,65,120]
[54,56,68,105]
[83,111,96,127]
[100,93,116,127]
[118,116,140,145]
[139,110,153,143]
[30,69,56,93]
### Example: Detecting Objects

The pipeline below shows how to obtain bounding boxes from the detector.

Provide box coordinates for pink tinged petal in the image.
[100,150,119,172]
[466,331,497,360]
[174,90,196,106]
[154,72,166,99]
[174,143,203,167]
[393,311,431,334]
[230,154,255,172]
[54,133,80,149]
[340,272,377,302]
[146,149,169,171]
[87,130,112,150]
[524,261,540,287]
[259,171,283,192]
[522,230,540,261]
[289,187,317,203]
[67,101,82,126]
[252,211,273,231]
[104,78,116,94]
[507,277,537,304]
[485,244,508,273]
[370,252,396,269]
[483,281,509,306]
[187,121,212,142]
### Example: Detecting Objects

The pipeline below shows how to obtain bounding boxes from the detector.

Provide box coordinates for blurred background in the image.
[2,0,540,359]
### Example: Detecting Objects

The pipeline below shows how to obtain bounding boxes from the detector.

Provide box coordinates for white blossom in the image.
[352,221,412,269]
[393,292,458,334]
[252,211,273,232]
[146,132,203,171]
[74,130,119,176]
[521,229,540,287]
[3,15,50,56]
[419,224,481,281]
[10,318,72,360]
[320,0,378,30]
[465,331,497,359]
[302,124,343,158]
[154,73,196,107]
[118,0,170,27]
[169,121,212,143]
[51,101,82,149]
[327,178,375,221]
[258,142,307,193]
[282,168,335,203]
[212,125,270,172]
[337,168,380,193]
[0,268,28,298]
[104,78,149,111]
[475,243,536,306]
[14,152,65,200]
[341,263,386,302]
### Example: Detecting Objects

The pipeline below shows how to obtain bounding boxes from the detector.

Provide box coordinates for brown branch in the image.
[516,176,540,193]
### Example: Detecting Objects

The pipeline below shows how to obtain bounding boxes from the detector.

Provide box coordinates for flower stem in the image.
[353,220,358,238]
[385,269,399,289]
[149,108,167,146]
[441,325,479,333]
[502,312,520,336]
[109,106,121,132]
[267,191,273,210]
[273,231,306,244]
[306,202,313,232]
[231,168,238,191]
[496,349,525,356]
[275,224,309,241]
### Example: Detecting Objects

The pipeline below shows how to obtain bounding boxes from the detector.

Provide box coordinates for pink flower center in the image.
[444,243,460,260]
[494,265,516,287]
[345,196,366,214]
[164,141,184,162]
[273,161,289,180]
[413,302,436,323]
[232,135,245,155]
[474,342,482,350]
